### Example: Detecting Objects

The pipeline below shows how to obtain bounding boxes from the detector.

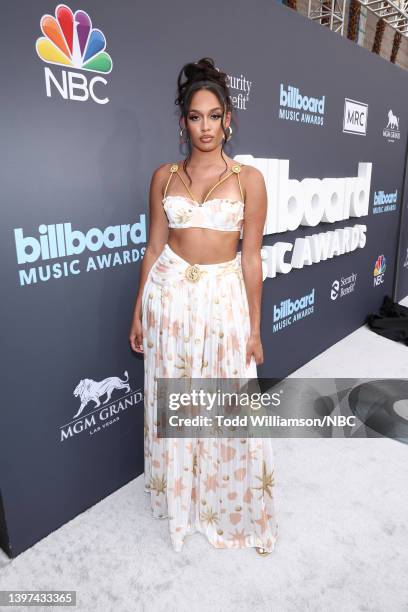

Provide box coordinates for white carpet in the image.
[1,297,408,612]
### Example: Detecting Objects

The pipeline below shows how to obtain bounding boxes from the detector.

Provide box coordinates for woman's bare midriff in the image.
[168,227,241,264]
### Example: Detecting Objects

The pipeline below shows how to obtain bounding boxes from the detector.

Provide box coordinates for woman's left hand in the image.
[246,333,264,367]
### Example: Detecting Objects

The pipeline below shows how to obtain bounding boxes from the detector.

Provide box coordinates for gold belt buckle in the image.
[185,264,202,282]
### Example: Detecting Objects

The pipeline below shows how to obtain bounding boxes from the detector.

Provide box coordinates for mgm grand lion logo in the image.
[73,370,131,418]
[386,109,399,131]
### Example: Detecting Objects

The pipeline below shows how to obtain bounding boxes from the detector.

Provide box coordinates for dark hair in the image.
[174,57,234,183]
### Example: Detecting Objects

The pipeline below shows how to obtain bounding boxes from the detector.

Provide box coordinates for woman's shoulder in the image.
[150,162,177,184]
[152,160,183,177]
[235,160,263,181]
[230,160,261,178]
[238,162,264,181]
[236,163,266,199]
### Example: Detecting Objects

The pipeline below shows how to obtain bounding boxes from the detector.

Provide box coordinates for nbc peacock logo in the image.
[373,254,386,287]
[35,4,112,104]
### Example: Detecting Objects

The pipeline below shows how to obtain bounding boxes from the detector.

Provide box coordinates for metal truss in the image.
[358,0,408,36]
[307,0,347,35]
[307,0,408,37]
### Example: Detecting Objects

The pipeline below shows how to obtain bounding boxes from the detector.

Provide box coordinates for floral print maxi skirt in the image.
[141,243,278,552]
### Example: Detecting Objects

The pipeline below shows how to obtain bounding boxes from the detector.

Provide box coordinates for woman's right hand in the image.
[129,316,144,354]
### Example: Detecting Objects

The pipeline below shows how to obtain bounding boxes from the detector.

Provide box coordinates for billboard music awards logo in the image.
[372,189,398,214]
[272,289,315,332]
[330,272,358,300]
[382,109,400,143]
[343,98,368,135]
[59,370,142,442]
[278,84,325,126]
[14,219,146,287]
[227,72,252,111]
[35,3,113,104]
[240,156,372,281]
[373,254,386,286]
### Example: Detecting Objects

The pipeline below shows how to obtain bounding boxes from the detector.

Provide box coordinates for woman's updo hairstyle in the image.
[175,57,234,181]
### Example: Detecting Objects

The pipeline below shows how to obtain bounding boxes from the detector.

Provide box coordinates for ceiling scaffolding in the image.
[307,0,346,34]
[307,0,408,37]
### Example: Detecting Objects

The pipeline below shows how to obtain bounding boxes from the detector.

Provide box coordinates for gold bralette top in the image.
[162,162,245,233]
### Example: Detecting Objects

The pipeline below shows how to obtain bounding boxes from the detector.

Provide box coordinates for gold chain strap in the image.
[166,162,243,205]
[202,170,235,203]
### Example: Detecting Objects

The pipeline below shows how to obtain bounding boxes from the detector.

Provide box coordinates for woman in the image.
[129,57,278,555]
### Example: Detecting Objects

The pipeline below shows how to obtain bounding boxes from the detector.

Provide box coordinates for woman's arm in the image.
[240,166,267,363]
[129,163,169,351]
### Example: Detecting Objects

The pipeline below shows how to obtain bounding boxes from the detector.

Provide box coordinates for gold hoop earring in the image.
[179,127,188,144]
[226,126,233,142]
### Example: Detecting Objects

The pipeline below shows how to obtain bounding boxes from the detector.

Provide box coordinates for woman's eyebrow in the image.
[189,107,222,113]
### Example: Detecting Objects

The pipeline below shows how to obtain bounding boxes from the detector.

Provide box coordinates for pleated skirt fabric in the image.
[141,243,278,552]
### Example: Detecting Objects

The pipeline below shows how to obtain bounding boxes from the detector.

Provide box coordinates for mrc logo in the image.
[35,3,113,104]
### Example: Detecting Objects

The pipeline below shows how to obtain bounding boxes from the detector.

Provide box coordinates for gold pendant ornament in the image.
[185,264,203,282]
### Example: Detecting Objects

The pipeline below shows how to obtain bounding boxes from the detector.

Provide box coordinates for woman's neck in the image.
[186,146,230,169]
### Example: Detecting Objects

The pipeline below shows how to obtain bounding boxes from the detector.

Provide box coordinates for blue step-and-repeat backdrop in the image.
[1,0,408,556]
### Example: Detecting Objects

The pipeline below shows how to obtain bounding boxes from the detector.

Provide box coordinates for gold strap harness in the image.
[163,162,244,205]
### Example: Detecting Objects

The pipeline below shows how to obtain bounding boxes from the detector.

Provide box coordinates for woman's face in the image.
[183,89,231,151]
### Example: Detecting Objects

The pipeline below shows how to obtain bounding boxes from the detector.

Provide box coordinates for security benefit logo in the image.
[343,98,368,135]
[373,254,386,287]
[383,109,400,143]
[330,272,358,301]
[60,370,142,442]
[14,219,146,287]
[226,71,252,111]
[35,3,113,104]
